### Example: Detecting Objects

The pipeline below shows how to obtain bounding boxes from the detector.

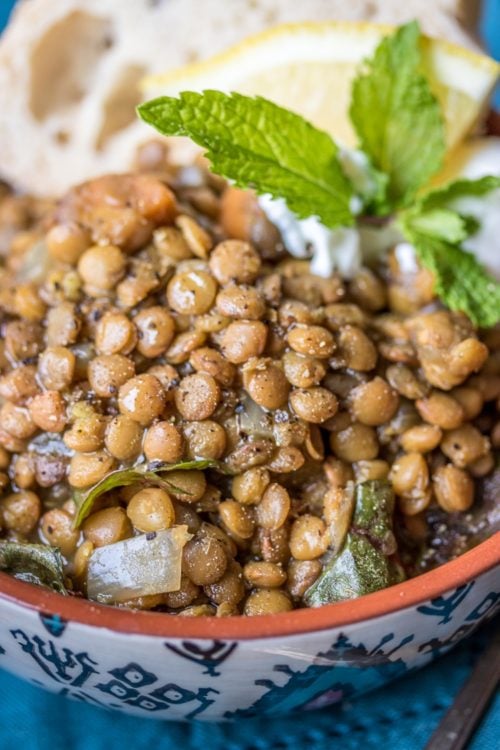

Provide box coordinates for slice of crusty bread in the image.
[0,0,479,195]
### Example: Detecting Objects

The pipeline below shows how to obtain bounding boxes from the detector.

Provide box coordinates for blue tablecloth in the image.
[0,1,499,748]
[0,620,498,750]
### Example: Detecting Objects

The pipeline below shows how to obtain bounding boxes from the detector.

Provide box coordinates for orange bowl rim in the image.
[0,532,498,640]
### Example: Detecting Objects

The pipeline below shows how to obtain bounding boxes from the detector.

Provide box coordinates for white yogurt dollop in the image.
[257,192,401,279]
[258,139,500,280]
[446,137,500,279]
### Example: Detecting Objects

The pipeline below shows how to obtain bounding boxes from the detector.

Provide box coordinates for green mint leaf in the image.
[350,21,445,208]
[73,459,219,528]
[338,149,390,214]
[0,541,67,594]
[400,220,500,327]
[350,480,398,555]
[400,175,500,326]
[417,175,500,210]
[138,90,354,228]
[304,534,395,605]
[403,208,470,244]
[305,481,404,606]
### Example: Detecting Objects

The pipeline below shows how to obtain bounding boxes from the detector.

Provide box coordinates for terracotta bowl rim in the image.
[0,532,498,640]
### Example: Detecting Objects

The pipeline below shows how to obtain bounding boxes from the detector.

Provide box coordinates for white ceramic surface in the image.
[0,538,498,721]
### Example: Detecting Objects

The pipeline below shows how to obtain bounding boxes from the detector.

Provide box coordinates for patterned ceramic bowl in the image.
[0,533,498,720]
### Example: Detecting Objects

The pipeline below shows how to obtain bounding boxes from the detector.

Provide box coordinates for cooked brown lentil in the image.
[64,413,107,453]
[104,416,143,461]
[174,372,220,421]
[143,421,184,463]
[0,161,496,616]
[82,507,132,547]
[126,488,175,532]
[244,588,292,616]
[40,508,80,557]
[183,420,226,460]
[118,374,166,425]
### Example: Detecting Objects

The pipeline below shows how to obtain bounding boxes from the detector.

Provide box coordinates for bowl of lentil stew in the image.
[0,146,498,719]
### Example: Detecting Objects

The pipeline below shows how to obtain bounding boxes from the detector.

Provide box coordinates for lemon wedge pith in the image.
[142,21,499,152]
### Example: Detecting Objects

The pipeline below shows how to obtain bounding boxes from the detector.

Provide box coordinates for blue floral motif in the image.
[418,622,479,658]
[165,640,237,676]
[96,661,219,718]
[465,591,500,622]
[110,663,157,687]
[10,630,98,687]
[39,612,67,638]
[2,574,495,719]
[419,588,500,658]
[416,583,475,624]
[225,632,413,719]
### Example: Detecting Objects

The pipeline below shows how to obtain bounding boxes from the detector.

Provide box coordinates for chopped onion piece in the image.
[86,525,191,604]
[16,240,50,283]
[237,393,274,437]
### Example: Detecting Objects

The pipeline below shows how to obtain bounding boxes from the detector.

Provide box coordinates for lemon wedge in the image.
[142,22,499,152]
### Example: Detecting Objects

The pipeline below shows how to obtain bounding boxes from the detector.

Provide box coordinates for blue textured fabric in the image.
[481,0,500,108]
[0,2,499,748]
[0,620,498,750]
[0,0,15,33]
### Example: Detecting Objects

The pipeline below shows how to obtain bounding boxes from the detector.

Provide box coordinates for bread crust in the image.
[0,0,479,195]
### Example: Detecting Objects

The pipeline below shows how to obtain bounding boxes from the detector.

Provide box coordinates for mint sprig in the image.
[401,225,500,328]
[349,20,446,208]
[137,22,500,327]
[139,91,354,228]
[399,175,500,326]
[416,175,500,209]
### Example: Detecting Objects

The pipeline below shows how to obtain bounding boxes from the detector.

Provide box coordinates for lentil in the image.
[287,325,335,358]
[290,387,338,423]
[330,423,379,462]
[174,372,220,421]
[350,377,399,426]
[134,307,175,358]
[0,160,496,618]
[82,507,132,547]
[118,374,166,425]
[1,491,41,535]
[167,270,217,315]
[78,244,126,293]
[220,321,267,363]
[245,362,290,409]
[209,240,261,285]
[95,312,137,355]
[216,284,266,320]
[64,413,107,453]
[243,561,286,588]
[400,424,443,453]
[105,416,143,460]
[40,508,79,557]
[433,465,474,512]
[126,488,175,532]
[29,391,66,432]
[289,515,329,560]
[68,451,115,489]
[416,391,465,430]
[244,588,292,615]
[255,483,291,530]
[287,559,322,599]
[204,561,245,606]
[88,355,135,398]
[440,425,490,468]
[183,420,226,460]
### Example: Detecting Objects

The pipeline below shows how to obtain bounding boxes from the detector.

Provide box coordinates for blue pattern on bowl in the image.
[0,565,498,720]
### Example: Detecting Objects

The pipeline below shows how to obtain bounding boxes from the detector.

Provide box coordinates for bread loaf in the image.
[0,0,479,195]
